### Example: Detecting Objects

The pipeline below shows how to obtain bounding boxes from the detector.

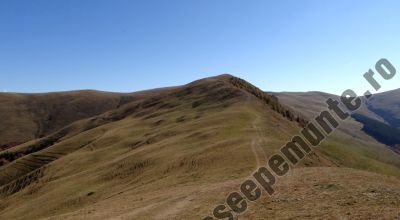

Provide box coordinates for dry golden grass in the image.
[0,88,176,150]
[0,75,399,219]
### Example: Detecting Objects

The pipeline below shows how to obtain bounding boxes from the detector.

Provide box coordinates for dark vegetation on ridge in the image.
[365,89,400,129]
[352,113,400,152]
[228,77,308,127]
[366,103,400,128]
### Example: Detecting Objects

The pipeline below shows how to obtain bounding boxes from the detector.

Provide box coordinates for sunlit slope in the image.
[275,91,400,176]
[0,76,399,219]
[0,88,175,150]
[274,91,384,140]
[241,167,400,220]
[0,75,322,219]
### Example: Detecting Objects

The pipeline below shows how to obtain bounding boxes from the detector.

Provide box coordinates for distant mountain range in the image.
[275,89,400,153]
[1,75,400,219]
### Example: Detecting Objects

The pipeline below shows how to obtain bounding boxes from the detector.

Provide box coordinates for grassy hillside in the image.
[274,91,385,141]
[0,88,176,150]
[275,91,400,176]
[0,75,399,219]
[0,75,319,219]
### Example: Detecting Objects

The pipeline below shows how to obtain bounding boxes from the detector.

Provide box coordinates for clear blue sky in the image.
[1,0,399,95]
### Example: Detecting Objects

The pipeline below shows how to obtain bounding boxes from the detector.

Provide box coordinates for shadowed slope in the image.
[366,88,400,128]
[352,113,400,153]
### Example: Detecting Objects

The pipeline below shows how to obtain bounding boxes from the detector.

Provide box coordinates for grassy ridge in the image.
[0,75,315,219]
[0,89,176,149]
[0,75,399,219]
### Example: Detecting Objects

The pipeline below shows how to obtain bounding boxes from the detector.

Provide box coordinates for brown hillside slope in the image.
[0,88,176,150]
[0,75,328,219]
[0,75,399,219]
[274,91,385,141]
[275,91,400,176]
